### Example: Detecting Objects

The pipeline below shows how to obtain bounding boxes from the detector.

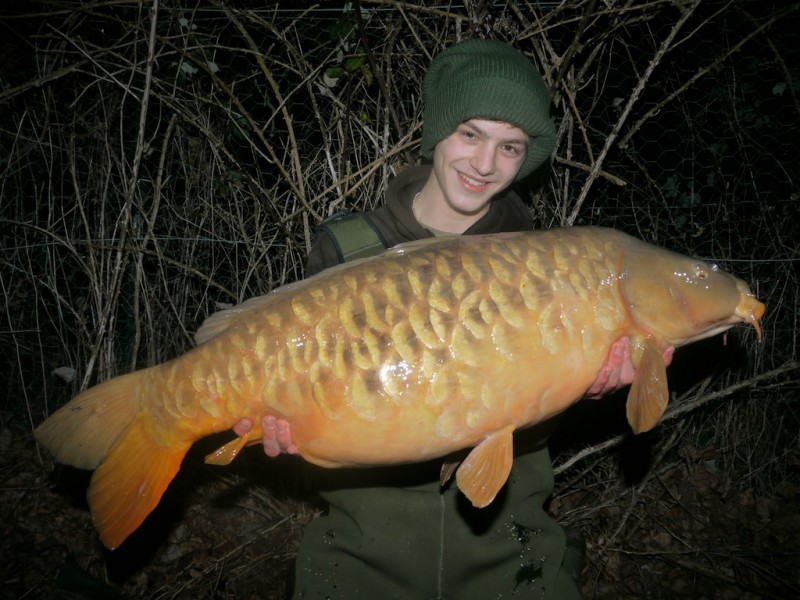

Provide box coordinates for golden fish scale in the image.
[146,231,629,467]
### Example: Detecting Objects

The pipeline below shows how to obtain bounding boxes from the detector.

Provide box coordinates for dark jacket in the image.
[305,165,535,275]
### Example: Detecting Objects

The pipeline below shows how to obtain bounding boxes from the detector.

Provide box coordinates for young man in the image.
[236,39,670,598]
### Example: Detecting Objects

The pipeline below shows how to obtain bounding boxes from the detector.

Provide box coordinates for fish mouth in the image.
[734,282,766,342]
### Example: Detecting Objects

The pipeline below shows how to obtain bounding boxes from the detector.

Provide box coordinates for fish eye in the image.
[694,264,709,280]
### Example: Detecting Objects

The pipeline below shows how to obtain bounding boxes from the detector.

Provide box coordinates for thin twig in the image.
[566,1,699,226]
[554,361,799,475]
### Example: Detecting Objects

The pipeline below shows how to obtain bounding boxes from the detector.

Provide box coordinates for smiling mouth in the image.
[459,172,491,190]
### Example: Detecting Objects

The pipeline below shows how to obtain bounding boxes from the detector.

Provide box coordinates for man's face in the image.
[431,119,528,219]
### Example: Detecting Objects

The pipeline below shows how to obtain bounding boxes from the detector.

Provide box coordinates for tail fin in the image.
[34,371,146,469]
[35,369,190,549]
[88,415,189,549]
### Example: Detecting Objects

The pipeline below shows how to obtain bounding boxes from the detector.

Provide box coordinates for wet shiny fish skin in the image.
[184,226,760,464]
[34,226,765,549]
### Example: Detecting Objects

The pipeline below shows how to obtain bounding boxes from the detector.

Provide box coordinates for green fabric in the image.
[293,448,581,600]
[317,212,388,262]
[420,39,557,180]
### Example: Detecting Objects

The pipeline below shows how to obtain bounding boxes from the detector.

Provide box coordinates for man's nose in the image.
[469,144,496,175]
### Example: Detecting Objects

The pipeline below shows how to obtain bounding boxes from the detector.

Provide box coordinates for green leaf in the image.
[345,54,365,72]
[328,19,354,41]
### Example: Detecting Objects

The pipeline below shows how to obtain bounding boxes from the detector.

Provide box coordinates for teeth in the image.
[460,173,487,187]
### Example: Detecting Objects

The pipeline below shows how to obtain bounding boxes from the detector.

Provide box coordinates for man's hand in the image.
[232,415,298,457]
[585,336,674,399]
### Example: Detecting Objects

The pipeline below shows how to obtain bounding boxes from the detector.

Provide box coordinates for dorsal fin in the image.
[195,295,279,345]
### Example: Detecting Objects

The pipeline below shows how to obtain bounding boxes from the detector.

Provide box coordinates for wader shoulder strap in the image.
[318,212,388,262]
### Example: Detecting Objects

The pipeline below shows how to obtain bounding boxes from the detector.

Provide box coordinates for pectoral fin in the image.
[205,428,262,466]
[626,339,669,434]
[455,425,515,508]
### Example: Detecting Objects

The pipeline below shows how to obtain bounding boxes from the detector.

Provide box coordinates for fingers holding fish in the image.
[262,415,298,457]
[232,417,253,437]
[585,337,632,399]
[585,337,676,399]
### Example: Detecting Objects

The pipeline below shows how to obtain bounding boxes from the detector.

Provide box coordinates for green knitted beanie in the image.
[421,39,557,180]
